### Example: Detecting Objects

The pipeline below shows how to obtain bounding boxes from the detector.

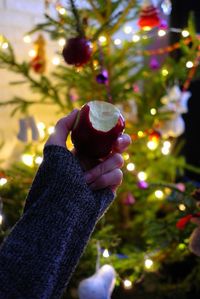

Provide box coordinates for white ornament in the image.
[161,0,172,15]
[158,85,191,138]
[78,264,116,299]
[159,115,185,138]
[160,85,191,114]
[117,99,138,123]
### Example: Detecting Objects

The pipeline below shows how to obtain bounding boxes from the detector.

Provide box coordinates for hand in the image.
[45,110,131,193]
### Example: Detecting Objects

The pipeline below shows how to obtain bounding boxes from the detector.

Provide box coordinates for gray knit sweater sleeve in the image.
[0,145,115,299]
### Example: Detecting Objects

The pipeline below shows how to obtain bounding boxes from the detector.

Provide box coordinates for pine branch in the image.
[87,0,105,23]
[69,0,85,37]
[110,0,136,34]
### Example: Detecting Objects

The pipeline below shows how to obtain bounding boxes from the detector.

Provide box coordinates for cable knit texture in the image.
[0,145,114,299]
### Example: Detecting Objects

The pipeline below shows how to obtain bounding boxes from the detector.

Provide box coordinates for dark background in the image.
[170,0,200,182]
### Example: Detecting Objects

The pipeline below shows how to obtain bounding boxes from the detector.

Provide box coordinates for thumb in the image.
[45,109,79,148]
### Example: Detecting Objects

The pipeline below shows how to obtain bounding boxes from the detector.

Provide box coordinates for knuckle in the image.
[114,169,123,185]
[113,153,124,168]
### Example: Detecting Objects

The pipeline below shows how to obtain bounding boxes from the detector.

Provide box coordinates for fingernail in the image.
[84,172,93,183]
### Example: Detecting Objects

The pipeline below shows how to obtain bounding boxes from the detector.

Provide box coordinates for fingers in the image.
[112,134,131,153]
[84,153,124,184]
[89,169,123,191]
[45,109,79,148]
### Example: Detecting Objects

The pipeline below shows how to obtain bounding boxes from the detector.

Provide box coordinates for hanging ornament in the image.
[30,34,46,74]
[17,116,39,142]
[122,192,136,205]
[158,85,191,138]
[158,115,185,138]
[138,0,161,31]
[62,37,92,66]
[137,181,149,189]
[148,130,161,141]
[161,0,172,16]
[117,99,138,123]
[78,264,116,299]
[149,57,160,70]
[96,69,109,84]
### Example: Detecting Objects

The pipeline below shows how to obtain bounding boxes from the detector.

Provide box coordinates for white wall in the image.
[0,0,60,166]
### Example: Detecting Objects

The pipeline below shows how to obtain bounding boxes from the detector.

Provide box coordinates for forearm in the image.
[0,146,114,299]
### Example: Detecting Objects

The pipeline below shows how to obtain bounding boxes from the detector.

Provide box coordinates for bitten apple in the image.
[71,101,125,159]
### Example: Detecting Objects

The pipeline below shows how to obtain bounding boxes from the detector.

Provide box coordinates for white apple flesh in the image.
[71,101,125,158]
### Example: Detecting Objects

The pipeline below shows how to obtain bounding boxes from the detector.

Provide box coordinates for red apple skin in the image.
[71,104,125,159]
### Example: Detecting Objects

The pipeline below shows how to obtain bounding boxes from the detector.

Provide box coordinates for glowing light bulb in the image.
[132,34,140,42]
[35,156,43,165]
[102,249,110,258]
[52,56,60,65]
[147,140,158,150]
[28,49,36,57]
[0,214,3,225]
[155,190,164,199]
[37,122,45,138]
[2,42,8,49]
[48,126,55,134]
[0,178,7,186]
[145,258,153,269]
[179,204,186,211]
[98,36,107,44]
[138,171,147,181]
[124,26,132,34]
[123,279,132,289]
[58,38,66,47]
[182,30,189,38]
[123,153,130,160]
[162,68,169,76]
[57,7,66,15]
[178,243,186,250]
[127,162,135,171]
[150,108,157,115]
[114,38,122,45]
[22,154,34,167]
[158,29,166,37]
[186,61,194,68]
[163,141,171,148]
[138,131,144,138]
[23,35,32,43]
[161,147,170,155]
[143,26,151,31]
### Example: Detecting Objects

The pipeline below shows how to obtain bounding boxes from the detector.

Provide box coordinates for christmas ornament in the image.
[176,213,200,230]
[148,130,161,141]
[161,0,172,16]
[123,192,136,205]
[78,264,116,299]
[96,69,109,84]
[30,34,46,74]
[189,227,200,256]
[149,57,160,70]
[71,101,125,159]
[62,37,92,66]
[158,115,185,138]
[137,181,149,189]
[17,116,39,142]
[138,0,160,31]
[117,99,138,123]
[158,85,191,138]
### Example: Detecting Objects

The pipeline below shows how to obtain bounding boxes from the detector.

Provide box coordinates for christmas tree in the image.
[1,0,200,298]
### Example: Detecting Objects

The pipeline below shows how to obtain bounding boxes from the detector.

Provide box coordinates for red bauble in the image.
[31,55,46,74]
[62,37,92,66]
[71,101,125,159]
[148,130,161,141]
[138,0,160,30]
